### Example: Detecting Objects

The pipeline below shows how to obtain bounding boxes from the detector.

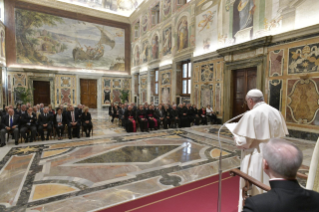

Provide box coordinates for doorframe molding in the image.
[223,56,266,122]
[77,76,101,109]
[28,76,55,108]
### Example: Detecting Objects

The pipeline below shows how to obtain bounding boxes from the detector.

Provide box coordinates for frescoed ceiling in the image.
[56,0,145,17]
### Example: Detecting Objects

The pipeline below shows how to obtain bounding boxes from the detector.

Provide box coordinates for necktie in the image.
[10,117,13,127]
[72,112,75,122]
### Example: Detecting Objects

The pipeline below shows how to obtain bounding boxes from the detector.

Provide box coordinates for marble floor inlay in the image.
[0,109,315,212]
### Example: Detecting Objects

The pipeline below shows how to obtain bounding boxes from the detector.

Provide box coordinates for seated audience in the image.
[109,103,114,120]
[199,107,207,125]
[163,105,171,129]
[15,103,21,115]
[66,105,80,139]
[206,105,217,124]
[147,105,158,130]
[170,105,180,128]
[155,105,167,129]
[112,104,119,123]
[82,107,92,137]
[1,109,20,146]
[20,107,37,143]
[124,106,136,133]
[137,105,149,132]
[179,103,190,128]
[38,107,53,141]
[54,108,65,140]
[192,104,200,125]
[48,104,55,115]
[118,104,125,126]
[242,138,319,212]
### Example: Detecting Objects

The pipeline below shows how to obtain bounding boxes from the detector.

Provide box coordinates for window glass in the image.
[155,83,158,94]
[188,80,191,94]
[188,63,192,77]
[183,64,187,78]
[182,80,187,94]
[155,71,158,82]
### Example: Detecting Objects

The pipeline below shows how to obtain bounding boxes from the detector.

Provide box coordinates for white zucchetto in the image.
[246,89,263,98]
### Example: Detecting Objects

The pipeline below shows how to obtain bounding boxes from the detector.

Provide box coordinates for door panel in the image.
[33,81,50,106]
[232,68,257,118]
[80,79,97,108]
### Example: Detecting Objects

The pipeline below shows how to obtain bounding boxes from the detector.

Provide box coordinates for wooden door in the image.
[232,68,257,118]
[33,81,50,106]
[80,79,97,108]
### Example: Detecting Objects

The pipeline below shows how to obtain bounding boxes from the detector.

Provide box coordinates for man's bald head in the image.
[263,138,303,179]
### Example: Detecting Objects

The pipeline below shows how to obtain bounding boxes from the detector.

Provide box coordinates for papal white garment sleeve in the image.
[227,102,288,212]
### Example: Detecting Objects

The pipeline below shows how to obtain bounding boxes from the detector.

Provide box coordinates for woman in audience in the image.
[15,103,21,114]
[199,106,207,125]
[54,108,65,140]
[137,105,149,132]
[82,107,92,137]
[147,105,158,130]
[48,104,55,115]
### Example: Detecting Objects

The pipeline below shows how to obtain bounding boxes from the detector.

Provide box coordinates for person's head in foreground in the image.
[246,89,264,110]
[263,138,302,179]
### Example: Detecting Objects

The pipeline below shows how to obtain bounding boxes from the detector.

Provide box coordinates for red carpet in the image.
[99,172,239,212]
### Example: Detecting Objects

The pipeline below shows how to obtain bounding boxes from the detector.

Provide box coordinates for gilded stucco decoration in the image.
[192,58,223,114]
[55,75,76,106]
[159,70,172,104]
[102,78,131,105]
[287,78,319,124]
[140,75,148,103]
[289,44,319,74]
[269,50,284,77]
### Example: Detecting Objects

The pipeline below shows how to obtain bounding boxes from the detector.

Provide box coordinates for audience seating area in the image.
[109,102,219,133]
[0,103,93,146]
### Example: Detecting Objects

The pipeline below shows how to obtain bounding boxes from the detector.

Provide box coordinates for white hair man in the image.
[243,138,319,212]
[228,89,288,211]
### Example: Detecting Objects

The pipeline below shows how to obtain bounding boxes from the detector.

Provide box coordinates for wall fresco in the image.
[15,8,126,71]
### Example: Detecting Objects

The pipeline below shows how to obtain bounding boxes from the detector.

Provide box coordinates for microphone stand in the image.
[217,112,246,212]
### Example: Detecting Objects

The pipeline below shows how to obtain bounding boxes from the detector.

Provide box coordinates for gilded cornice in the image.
[17,0,130,23]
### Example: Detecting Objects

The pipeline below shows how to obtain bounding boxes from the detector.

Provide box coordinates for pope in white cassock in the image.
[227,89,288,212]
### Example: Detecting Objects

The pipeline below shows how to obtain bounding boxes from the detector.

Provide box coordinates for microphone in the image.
[217,112,246,212]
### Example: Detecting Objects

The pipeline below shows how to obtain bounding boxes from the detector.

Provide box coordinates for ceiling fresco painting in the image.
[56,0,145,17]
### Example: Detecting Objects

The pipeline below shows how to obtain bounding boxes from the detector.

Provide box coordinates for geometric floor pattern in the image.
[0,129,240,212]
[0,109,315,212]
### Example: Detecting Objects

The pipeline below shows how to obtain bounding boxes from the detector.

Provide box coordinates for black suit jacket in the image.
[243,180,319,212]
[66,110,80,124]
[155,109,165,119]
[38,113,53,126]
[21,112,37,127]
[81,112,92,122]
[2,114,20,129]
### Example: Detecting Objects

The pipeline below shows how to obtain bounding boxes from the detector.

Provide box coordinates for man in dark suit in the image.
[67,105,80,139]
[38,107,53,141]
[155,104,167,129]
[1,109,20,146]
[170,105,180,128]
[20,107,37,143]
[242,138,319,212]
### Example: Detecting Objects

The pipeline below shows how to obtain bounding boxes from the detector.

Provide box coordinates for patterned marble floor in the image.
[0,109,316,212]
